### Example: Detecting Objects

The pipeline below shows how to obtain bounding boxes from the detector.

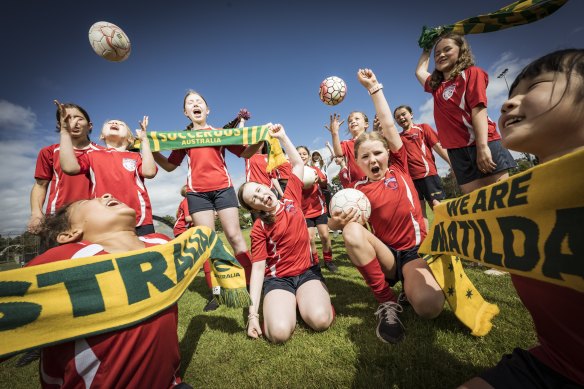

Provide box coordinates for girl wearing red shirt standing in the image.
[330,69,444,345]
[297,145,337,273]
[416,33,516,194]
[154,90,261,283]
[238,124,334,343]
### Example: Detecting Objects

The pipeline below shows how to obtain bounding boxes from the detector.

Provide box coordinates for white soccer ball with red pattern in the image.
[329,188,371,223]
[303,166,317,189]
[88,21,131,62]
[319,76,347,106]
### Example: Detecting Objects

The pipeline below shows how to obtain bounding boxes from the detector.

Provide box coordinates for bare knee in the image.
[342,222,365,247]
[304,307,333,331]
[266,322,294,344]
[410,292,444,319]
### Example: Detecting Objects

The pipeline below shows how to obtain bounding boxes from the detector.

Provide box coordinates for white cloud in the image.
[416,98,435,128]
[0,100,37,133]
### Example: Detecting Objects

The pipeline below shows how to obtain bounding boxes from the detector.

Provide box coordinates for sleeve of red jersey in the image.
[250,225,269,263]
[284,174,303,203]
[34,146,53,180]
[465,66,490,109]
[340,140,350,156]
[423,75,432,93]
[422,123,439,148]
[389,144,409,174]
[339,167,352,188]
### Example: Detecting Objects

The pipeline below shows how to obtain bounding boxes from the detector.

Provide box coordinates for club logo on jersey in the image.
[122,158,137,172]
[384,176,398,190]
[442,84,456,100]
[284,201,297,214]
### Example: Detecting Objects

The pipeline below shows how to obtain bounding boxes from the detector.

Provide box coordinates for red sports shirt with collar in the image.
[167,126,246,192]
[341,138,367,183]
[399,123,440,179]
[300,166,327,218]
[250,175,317,278]
[77,149,154,227]
[424,66,500,149]
[34,143,103,215]
[353,146,425,250]
[275,160,292,180]
[245,153,275,188]
[26,234,182,389]
[173,198,191,237]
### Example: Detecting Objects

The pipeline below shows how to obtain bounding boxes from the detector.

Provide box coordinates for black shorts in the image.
[413,175,445,202]
[263,265,326,296]
[385,244,420,287]
[479,347,581,388]
[186,187,238,214]
[448,140,517,185]
[135,224,155,236]
[306,213,328,228]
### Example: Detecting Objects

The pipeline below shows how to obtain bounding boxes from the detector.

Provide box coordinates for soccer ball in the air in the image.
[329,188,371,223]
[319,76,347,106]
[88,21,131,62]
[303,166,317,189]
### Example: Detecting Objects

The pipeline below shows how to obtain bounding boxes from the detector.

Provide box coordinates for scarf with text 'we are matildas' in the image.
[133,124,287,172]
[418,0,569,50]
[0,226,251,359]
[420,149,583,335]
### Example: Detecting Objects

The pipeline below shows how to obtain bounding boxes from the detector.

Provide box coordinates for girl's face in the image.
[394,108,413,130]
[356,139,389,182]
[297,147,310,165]
[312,153,321,162]
[65,107,92,139]
[499,70,583,161]
[348,112,368,138]
[242,182,278,212]
[101,120,131,143]
[434,38,460,74]
[69,194,136,235]
[184,93,209,125]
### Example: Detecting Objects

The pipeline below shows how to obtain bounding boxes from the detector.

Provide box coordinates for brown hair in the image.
[354,131,390,158]
[428,32,475,91]
[38,203,76,247]
[183,90,208,131]
[55,103,92,140]
[237,182,276,224]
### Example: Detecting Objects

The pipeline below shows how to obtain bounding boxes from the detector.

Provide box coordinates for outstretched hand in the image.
[136,115,149,141]
[357,68,378,90]
[268,123,286,139]
[324,113,344,134]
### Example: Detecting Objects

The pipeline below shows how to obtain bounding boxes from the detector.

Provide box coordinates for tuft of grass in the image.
[1,223,536,388]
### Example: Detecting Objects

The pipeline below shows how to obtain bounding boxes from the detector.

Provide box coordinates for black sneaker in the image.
[397,292,410,307]
[374,301,405,344]
[324,261,338,273]
[203,296,219,312]
[16,349,40,367]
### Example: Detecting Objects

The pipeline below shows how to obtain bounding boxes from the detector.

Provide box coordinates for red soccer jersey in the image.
[26,234,182,389]
[77,149,154,227]
[275,160,292,180]
[245,153,275,188]
[511,275,584,386]
[341,138,367,183]
[424,66,500,149]
[353,146,425,250]
[173,198,191,237]
[34,143,103,215]
[338,166,351,189]
[167,126,245,192]
[300,166,327,218]
[400,123,440,179]
[250,175,317,278]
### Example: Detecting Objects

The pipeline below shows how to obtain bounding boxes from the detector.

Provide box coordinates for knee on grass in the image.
[410,293,444,319]
[303,307,334,332]
[265,322,295,344]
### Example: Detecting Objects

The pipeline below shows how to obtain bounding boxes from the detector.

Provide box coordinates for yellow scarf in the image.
[0,227,251,358]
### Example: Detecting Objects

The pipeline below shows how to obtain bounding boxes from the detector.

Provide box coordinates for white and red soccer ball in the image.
[319,76,347,106]
[88,21,131,62]
[329,188,371,223]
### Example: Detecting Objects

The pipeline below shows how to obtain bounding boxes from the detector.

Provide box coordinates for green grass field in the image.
[1,231,536,389]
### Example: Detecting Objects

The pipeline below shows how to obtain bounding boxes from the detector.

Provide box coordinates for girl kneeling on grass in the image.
[329,68,444,344]
[238,124,334,344]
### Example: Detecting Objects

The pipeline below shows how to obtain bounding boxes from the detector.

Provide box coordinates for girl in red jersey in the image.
[238,124,334,343]
[393,105,451,230]
[27,194,185,388]
[461,49,584,389]
[245,141,284,199]
[29,102,103,235]
[330,68,444,344]
[416,33,516,194]
[297,145,337,273]
[325,110,369,185]
[60,106,157,236]
[153,91,262,283]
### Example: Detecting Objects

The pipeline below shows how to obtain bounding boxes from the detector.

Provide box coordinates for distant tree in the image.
[162,215,176,225]
[441,169,462,199]
[509,157,533,176]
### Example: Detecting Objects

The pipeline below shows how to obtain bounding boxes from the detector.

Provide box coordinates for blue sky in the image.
[0,0,582,235]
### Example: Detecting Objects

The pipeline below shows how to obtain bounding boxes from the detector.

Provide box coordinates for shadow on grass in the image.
[179,315,241,377]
